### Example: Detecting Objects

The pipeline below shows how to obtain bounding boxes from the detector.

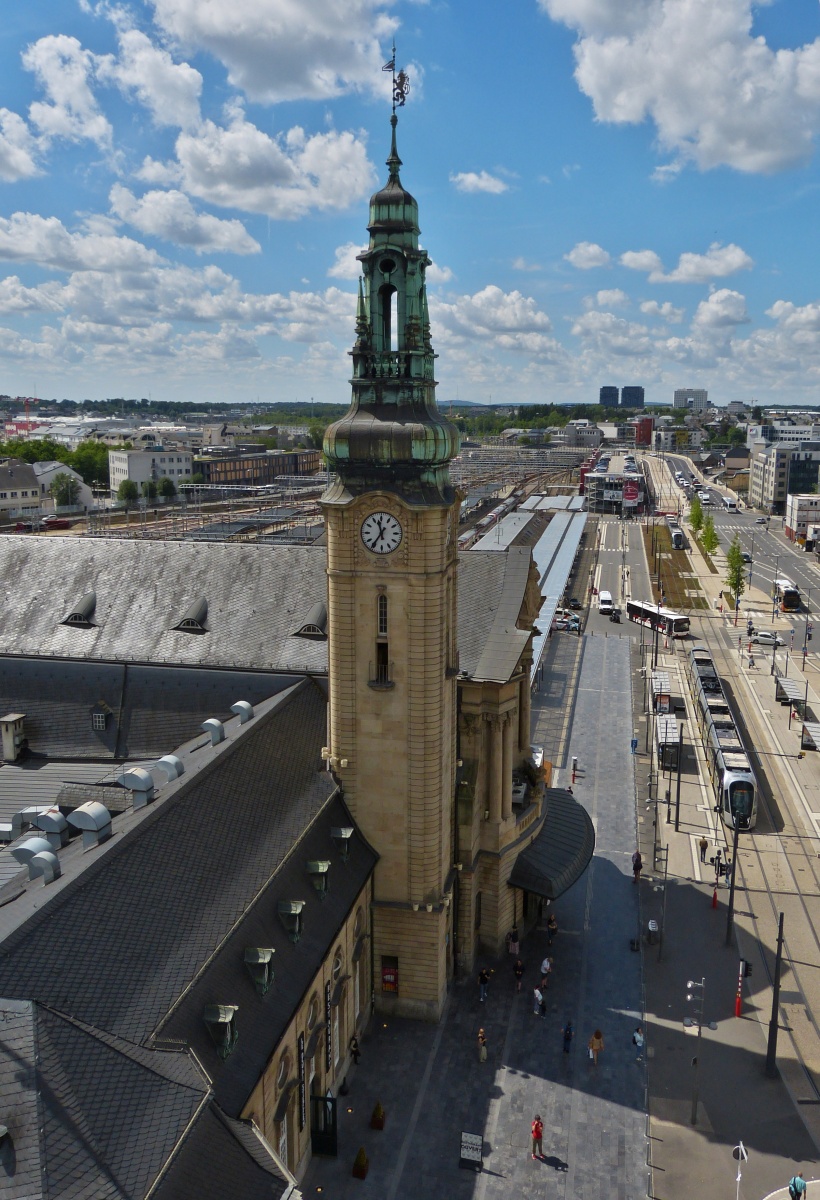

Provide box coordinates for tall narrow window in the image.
[379,284,397,352]
[377,594,388,636]
[376,642,389,684]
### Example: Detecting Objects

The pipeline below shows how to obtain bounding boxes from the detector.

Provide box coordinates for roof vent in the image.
[154,754,184,782]
[30,807,70,849]
[244,948,275,995]
[202,718,225,746]
[174,597,208,634]
[61,591,96,628]
[331,827,354,861]
[292,601,328,640]
[203,1004,239,1059]
[117,768,156,810]
[67,801,112,849]
[12,805,50,840]
[230,700,254,724]
[11,836,53,878]
[277,900,306,943]
[306,860,331,899]
[29,850,61,884]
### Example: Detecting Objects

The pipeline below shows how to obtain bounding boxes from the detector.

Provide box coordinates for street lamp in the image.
[684,976,718,1125]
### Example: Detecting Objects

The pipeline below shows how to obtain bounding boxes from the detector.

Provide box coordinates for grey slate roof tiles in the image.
[152,1105,290,1200]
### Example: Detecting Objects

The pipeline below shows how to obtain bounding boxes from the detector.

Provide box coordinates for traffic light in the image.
[744,961,753,978]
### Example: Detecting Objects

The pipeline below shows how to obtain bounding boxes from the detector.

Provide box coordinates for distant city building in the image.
[748,441,820,514]
[620,386,644,410]
[109,448,193,497]
[746,422,820,449]
[785,493,820,543]
[726,401,748,415]
[673,388,708,412]
[193,447,321,487]
[0,458,41,515]
[599,386,619,408]
[32,461,94,510]
[630,416,654,447]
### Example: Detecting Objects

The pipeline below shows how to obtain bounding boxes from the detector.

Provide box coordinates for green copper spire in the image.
[323,113,459,506]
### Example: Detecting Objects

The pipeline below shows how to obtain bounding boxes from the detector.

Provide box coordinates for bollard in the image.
[712,886,718,909]
[571,756,577,784]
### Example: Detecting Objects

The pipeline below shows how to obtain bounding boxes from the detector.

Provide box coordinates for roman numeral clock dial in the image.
[361,511,402,555]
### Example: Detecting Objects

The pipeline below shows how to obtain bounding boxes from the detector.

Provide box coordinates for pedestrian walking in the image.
[477,1027,487,1062]
[788,1172,807,1199]
[349,1034,360,1065]
[508,925,520,956]
[630,735,638,755]
[632,849,643,884]
[699,836,708,863]
[531,1114,544,1160]
[540,956,553,990]
[478,967,490,1003]
[547,913,558,946]
[533,986,545,1017]
[588,1029,604,1065]
[562,1020,574,1053]
[513,958,524,993]
[632,1024,644,1061]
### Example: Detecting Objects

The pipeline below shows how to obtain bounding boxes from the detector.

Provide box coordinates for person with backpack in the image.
[788,1172,807,1199]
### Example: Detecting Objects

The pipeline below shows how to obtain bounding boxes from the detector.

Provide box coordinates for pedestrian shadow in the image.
[542,1153,569,1172]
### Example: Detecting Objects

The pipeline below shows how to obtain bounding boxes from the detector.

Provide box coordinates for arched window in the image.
[379,284,398,352]
[377,593,388,637]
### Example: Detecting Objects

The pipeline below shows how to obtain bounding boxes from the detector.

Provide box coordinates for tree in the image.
[306,419,327,450]
[141,479,157,500]
[701,514,719,556]
[157,476,176,499]
[727,427,746,446]
[118,479,138,505]
[48,472,81,507]
[689,494,704,535]
[726,536,746,607]
[190,472,205,485]
[69,440,113,488]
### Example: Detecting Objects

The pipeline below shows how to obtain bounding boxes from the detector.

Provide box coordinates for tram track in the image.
[694,621,820,1109]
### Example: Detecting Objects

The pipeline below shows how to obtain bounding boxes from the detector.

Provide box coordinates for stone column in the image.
[502,715,513,820]
[518,666,532,756]
[487,715,502,823]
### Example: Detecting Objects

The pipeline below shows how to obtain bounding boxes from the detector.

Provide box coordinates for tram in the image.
[684,645,757,830]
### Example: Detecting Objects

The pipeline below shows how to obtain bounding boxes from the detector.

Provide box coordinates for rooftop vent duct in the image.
[174,597,208,634]
[67,801,112,850]
[11,806,50,840]
[154,755,184,782]
[306,860,331,899]
[277,900,306,943]
[29,850,61,885]
[244,948,275,995]
[117,768,156,810]
[292,601,328,640]
[61,592,96,628]
[30,807,69,850]
[202,718,225,746]
[331,827,354,861]
[203,1004,239,1059]
[230,701,254,724]
[11,836,54,878]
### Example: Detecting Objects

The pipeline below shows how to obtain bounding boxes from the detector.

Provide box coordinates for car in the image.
[755,516,767,524]
[569,598,581,610]
[751,631,784,646]
[741,552,752,563]
[41,516,74,530]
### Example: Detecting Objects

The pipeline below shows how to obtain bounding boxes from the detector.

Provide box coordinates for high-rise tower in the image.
[322,113,460,1020]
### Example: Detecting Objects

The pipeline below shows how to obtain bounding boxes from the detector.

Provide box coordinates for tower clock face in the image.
[361,511,402,555]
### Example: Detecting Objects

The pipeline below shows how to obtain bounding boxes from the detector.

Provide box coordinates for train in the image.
[684,644,758,831]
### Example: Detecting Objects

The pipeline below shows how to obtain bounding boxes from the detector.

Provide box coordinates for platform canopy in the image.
[508,788,596,901]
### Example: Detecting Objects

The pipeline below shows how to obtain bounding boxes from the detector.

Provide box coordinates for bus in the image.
[722,496,738,511]
[598,589,613,615]
[626,600,690,637]
[773,578,800,612]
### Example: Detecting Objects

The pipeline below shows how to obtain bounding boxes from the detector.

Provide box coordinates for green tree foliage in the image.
[117,479,138,504]
[726,536,746,606]
[727,427,746,446]
[48,472,81,507]
[688,494,704,534]
[157,476,176,498]
[306,419,327,450]
[70,441,113,488]
[701,513,719,556]
[0,437,70,464]
[190,472,205,485]
[141,479,158,500]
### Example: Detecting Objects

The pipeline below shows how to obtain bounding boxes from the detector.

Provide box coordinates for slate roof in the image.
[0,535,518,680]
[153,1106,291,1200]
[508,788,596,900]
[0,680,337,1049]
[462,547,532,683]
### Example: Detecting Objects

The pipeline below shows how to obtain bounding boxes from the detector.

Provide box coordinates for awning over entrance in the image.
[508,788,596,901]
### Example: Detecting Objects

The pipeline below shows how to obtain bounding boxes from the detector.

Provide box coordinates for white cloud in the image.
[641,300,685,323]
[0,212,162,272]
[540,0,820,173]
[97,28,202,130]
[23,35,111,148]
[449,170,508,194]
[594,288,627,307]
[431,286,560,360]
[0,275,64,314]
[565,241,611,269]
[175,106,376,219]
[426,261,453,284]
[512,257,541,272]
[109,184,260,254]
[148,0,397,103]
[621,242,752,283]
[571,309,652,356]
[328,241,365,279]
[692,288,750,329]
[620,249,663,276]
[767,300,820,332]
[0,110,40,181]
[136,156,184,185]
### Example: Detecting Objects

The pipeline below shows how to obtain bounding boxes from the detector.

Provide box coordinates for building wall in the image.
[109,449,193,495]
[195,449,320,486]
[599,386,619,408]
[673,388,708,411]
[785,494,820,542]
[241,878,373,1181]
[621,386,644,410]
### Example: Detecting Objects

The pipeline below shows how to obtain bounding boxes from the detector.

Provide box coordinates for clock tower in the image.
[322,112,460,1021]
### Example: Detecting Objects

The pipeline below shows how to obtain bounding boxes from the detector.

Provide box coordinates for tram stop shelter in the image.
[774,676,807,714]
[651,671,672,715]
[800,721,820,752]
[655,714,683,771]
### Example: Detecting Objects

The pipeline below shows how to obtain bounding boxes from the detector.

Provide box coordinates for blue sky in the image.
[1,0,820,408]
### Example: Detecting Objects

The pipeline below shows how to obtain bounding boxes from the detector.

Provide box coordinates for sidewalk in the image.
[303,634,647,1199]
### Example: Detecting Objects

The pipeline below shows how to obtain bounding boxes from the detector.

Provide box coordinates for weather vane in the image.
[382,42,409,112]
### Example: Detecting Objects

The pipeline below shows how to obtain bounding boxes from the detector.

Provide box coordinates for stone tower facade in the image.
[322,115,460,1021]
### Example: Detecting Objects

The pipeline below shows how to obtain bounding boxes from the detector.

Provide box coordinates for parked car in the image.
[568,598,581,610]
[752,631,784,646]
[755,516,767,524]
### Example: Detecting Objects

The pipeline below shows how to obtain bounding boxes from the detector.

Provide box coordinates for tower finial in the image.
[382,41,409,115]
